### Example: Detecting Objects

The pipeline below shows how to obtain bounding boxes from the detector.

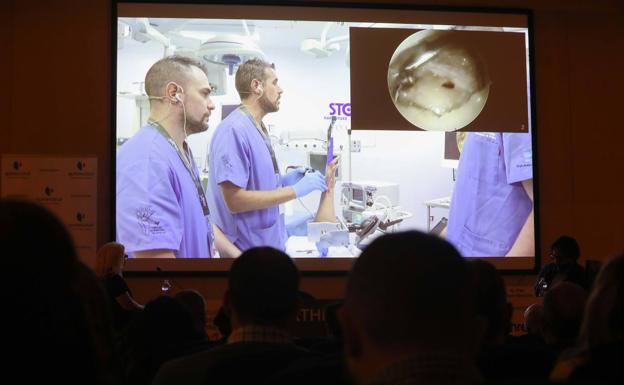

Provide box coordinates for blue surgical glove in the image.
[281,167,306,187]
[316,241,329,257]
[292,170,327,198]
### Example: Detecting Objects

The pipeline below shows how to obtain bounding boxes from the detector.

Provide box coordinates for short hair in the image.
[551,235,580,261]
[345,231,471,348]
[94,242,124,277]
[228,247,299,325]
[579,253,624,348]
[543,282,587,345]
[235,58,275,99]
[1,199,117,384]
[174,289,207,336]
[469,259,511,343]
[145,55,208,99]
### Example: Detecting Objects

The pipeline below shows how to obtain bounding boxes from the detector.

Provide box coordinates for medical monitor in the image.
[114,1,538,273]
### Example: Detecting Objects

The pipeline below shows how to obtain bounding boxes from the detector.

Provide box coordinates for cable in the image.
[297,198,314,217]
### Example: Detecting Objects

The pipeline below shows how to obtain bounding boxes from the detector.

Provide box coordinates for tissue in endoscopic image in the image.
[387,30,491,132]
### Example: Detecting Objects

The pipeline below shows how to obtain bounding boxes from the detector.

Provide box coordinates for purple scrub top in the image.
[116,125,213,258]
[207,107,287,251]
[447,132,533,257]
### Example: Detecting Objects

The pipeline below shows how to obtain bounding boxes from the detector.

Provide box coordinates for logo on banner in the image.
[4,159,30,178]
[68,160,94,178]
[324,102,351,121]
[68,210,94,230]
[37,186,62,204]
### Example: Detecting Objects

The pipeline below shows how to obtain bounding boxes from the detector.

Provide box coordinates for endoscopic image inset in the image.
[387,30,491,132]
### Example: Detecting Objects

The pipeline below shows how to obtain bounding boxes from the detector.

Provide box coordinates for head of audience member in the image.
[578,253,624,349]
[145,55,215,135]
[235,58,282,115]
[95,241,126,277]
[141,295,198,345]
[542,282,587,348]
[469,259,513,347]
[524,303,544,336]
[225,247,299,330]
[341,231,481,384]
[325,301,344,341]
[214,306,232,340]
[550,236,580,265]
[0,199,118,384]
[174,289,208,338]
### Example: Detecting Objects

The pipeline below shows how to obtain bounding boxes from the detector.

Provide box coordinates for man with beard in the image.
[117,55,232,258]
[207,59,331,256]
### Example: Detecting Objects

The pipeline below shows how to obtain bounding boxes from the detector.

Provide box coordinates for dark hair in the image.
[1,199,118,384]
[579,253,624,348]
[468,259,511,344]
[145,55,208,99]
[228,247,299,325]
[551,235,580,261]
[345,231,471,348]
[543,282,587,345]
[174,289,207,337]
[235,58,275,98]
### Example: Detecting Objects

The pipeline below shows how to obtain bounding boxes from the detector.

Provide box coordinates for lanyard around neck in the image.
[238,105,280,175]
[147,120,210,216]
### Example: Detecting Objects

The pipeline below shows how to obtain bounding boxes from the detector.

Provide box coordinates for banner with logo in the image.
[1,155,98,265]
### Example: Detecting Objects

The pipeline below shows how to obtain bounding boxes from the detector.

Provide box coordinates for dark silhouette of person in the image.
[550,253,624,384]
[1,199,121,385]
[174,289,210,340]
[118,295,212,385]
[152,247,311,385]
[95,241,143,334]
[470,260,556,382]
[535,235,587,296]
[340,231,483,385]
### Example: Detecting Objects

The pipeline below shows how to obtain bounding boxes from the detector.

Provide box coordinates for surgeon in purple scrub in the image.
[117,55,234,258]
[207,58,335,257]
[446,131,534,257]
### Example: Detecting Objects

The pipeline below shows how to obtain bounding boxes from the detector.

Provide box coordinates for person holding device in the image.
[207,59,338,256]
[117,55,234,258]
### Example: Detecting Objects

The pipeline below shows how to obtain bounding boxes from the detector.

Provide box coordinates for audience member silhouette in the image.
[119,295,211,385]
[340,231,483,385]
[212,305,232,344]
[95,241,143,334]
[469,260,512,347]
[470,260,554,382]
[542,282,587,351]
[152,247,311,385]
[550,253,624,384]
[174,289,209,340]
[1,199,121,385]
[535,236,587,296]
[524,303,544,337]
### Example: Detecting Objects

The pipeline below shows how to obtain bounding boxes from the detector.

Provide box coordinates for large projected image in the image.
[116,11,534,264]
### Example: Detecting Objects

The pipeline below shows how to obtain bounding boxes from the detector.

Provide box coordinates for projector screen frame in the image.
[111,0,540,276]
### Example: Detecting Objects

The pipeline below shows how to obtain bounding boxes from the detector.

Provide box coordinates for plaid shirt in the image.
[227,325,293,345]
[370,352,483,385]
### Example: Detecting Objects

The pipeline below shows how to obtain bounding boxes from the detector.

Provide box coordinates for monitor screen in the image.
[115,1,537,271]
